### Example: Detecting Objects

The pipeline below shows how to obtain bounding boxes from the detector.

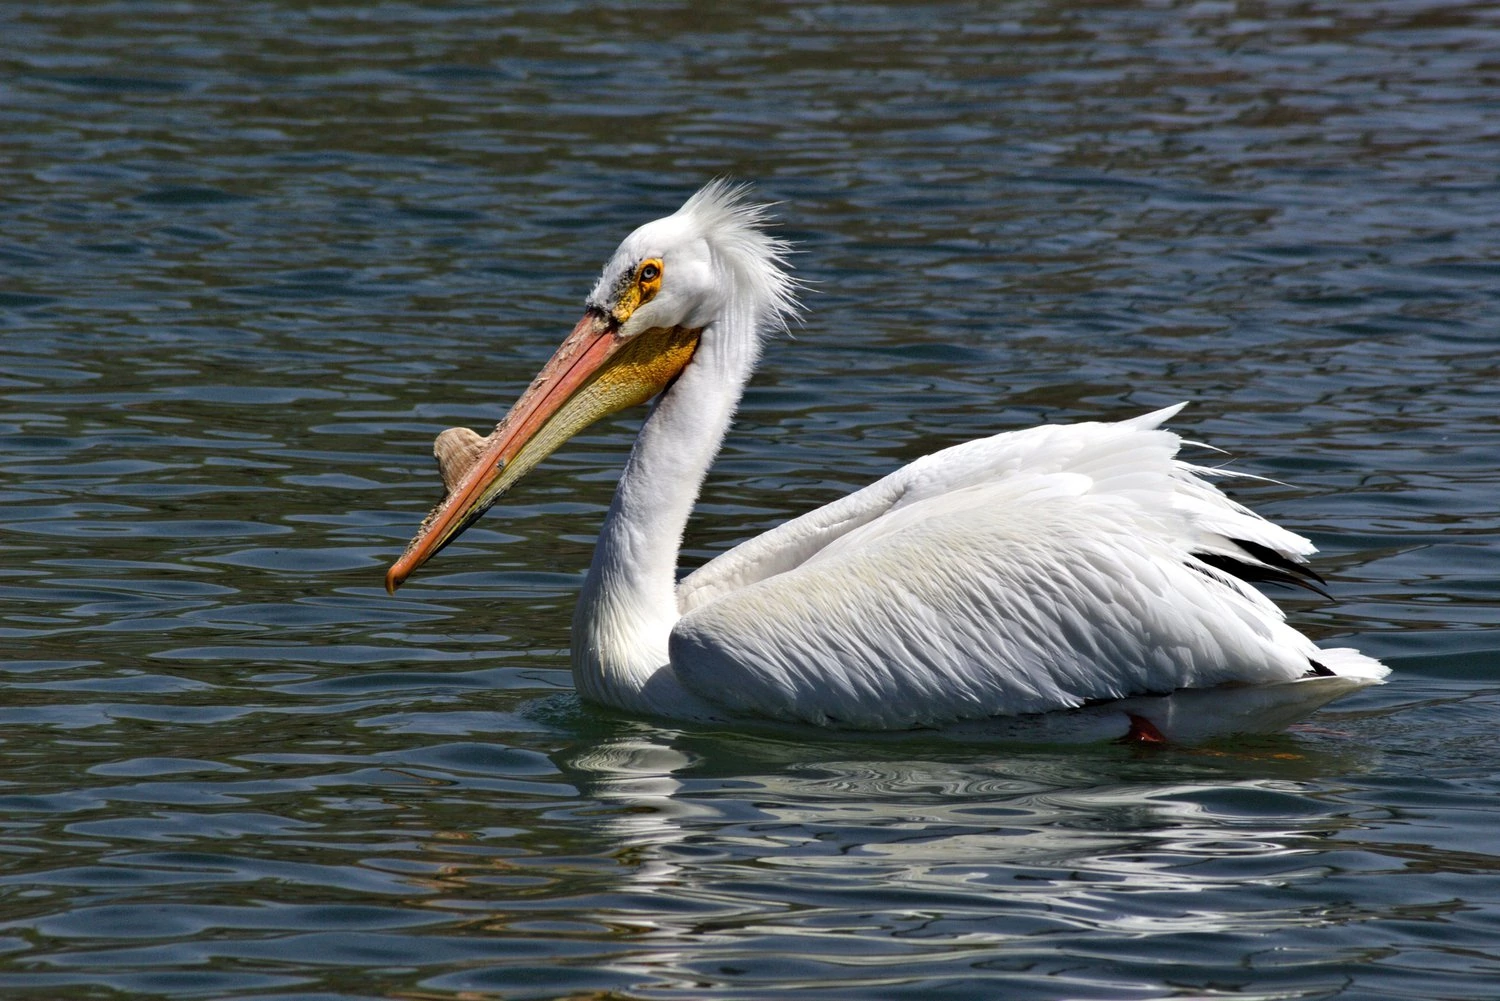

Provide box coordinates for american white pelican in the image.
[387,182,1388,740]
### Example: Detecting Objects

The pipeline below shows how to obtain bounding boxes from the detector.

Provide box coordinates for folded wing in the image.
[670,406,1350,729]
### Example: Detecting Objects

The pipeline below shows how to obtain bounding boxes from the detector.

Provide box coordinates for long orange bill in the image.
[386,310,701,593]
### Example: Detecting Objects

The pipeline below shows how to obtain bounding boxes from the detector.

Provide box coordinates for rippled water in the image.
[4,2,1500,998]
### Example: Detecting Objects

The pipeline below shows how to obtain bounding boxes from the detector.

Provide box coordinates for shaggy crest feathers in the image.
[679,180,802,331]
[589,181,802,335]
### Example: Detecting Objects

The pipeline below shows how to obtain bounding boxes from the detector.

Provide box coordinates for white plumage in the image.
[388,182,1388,739]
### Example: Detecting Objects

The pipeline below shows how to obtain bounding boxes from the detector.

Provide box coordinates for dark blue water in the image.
[4,2,1500,998]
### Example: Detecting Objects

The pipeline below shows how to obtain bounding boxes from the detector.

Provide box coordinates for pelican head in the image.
[386,182,797,593]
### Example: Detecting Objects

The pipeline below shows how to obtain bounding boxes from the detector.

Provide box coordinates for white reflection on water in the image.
[556,725,1375,951]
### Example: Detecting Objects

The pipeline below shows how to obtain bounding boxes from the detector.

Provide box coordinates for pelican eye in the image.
[611,258,664,323]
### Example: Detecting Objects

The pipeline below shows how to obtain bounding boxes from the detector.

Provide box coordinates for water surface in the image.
[3,1,1500,998]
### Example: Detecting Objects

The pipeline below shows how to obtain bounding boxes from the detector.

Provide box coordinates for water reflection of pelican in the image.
[553,726,1372,942]
[388,182,1385,740]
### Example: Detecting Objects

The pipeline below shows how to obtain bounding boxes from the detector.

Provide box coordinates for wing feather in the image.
[669,406,1341,729]
[678,404,1195,611]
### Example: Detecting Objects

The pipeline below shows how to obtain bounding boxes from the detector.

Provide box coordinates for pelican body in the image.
[387,183,1387,739]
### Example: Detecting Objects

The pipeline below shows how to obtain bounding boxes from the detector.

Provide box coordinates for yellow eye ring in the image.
[612,259,664,323]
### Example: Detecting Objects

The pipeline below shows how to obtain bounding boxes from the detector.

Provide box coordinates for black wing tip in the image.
[1231,538,1327,586]
[1305,658,1337,678]
[1191,537,1333,599]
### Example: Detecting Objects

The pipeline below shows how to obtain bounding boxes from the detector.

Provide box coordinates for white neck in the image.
[571,314,760,718]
